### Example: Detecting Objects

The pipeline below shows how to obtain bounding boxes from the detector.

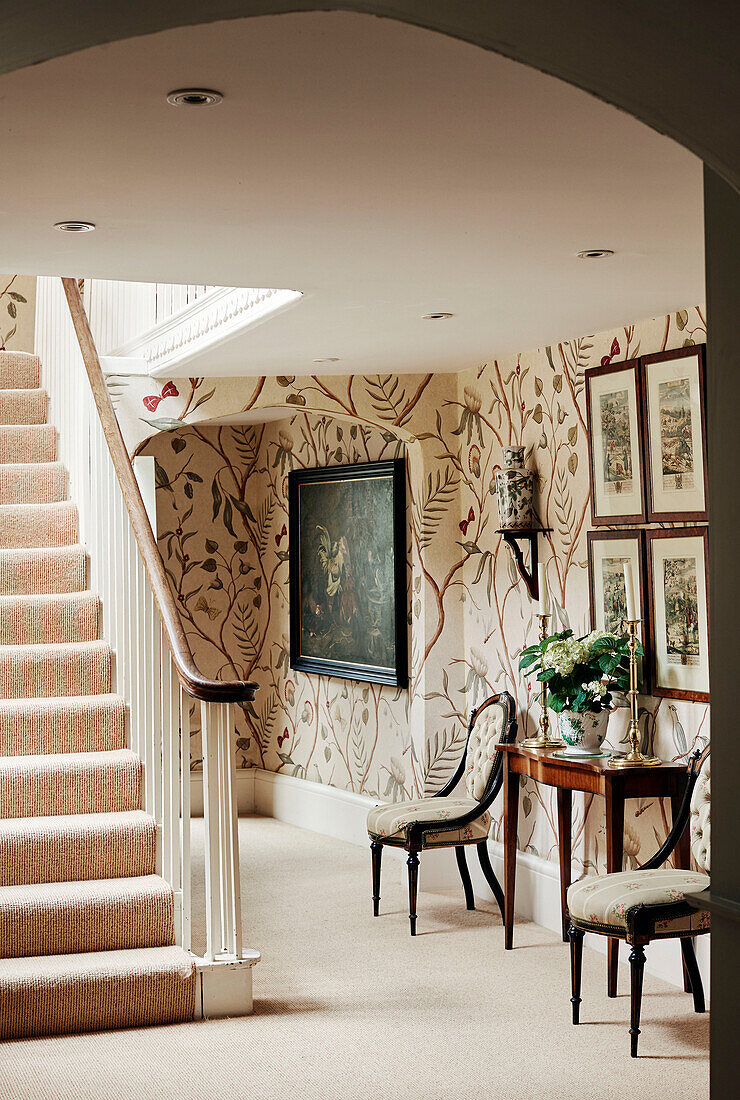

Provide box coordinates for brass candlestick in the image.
[522,613,564,750]
[609,618,660,768]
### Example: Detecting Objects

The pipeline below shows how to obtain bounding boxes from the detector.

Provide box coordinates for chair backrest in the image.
[464,692,517,802]
[690,745,710,873]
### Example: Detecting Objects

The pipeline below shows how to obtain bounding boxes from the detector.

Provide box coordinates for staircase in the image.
[0,350,195,1039]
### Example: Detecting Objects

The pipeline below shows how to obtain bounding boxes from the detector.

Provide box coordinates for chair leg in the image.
[680,937,706,1013]
[629,944,646,1058]
[407,851,420,936]
[455,846,475,910]
[370,840,383,916]
[569,924,585,1024]
[476,841,505,921]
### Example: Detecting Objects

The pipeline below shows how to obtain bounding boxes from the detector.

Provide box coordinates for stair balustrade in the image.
[34,277,257,987]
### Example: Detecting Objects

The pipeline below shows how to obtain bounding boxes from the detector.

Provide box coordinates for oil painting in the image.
[289,459,407,686]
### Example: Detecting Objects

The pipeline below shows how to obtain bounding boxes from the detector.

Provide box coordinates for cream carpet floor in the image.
[0,816,709,1100]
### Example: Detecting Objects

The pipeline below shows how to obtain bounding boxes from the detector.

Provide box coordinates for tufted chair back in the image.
[464,693,516,802]
[689,746,710,873]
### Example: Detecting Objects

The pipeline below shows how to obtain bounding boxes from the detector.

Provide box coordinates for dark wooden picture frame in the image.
[288,459,408,687]
[646,526,709,702]
[641,344,708,523]
[585,358,647,526]
[587,528,650,692]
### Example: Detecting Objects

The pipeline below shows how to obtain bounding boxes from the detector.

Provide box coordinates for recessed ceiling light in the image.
[54,221,96,233]
[576,249,615,259]
[312,357,340,363]
[166,88,223,107]
[422,312,454,320]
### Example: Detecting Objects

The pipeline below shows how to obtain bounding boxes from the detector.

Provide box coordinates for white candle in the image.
[538,563,549,616]
[623,562,637,622]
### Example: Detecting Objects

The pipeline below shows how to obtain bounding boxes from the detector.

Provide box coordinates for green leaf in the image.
[211,477,222,521]
[223,496,236,537]
[286,392,306,406]
[229,495,256,522]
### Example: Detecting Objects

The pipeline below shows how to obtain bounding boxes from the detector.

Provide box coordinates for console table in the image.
[498,742,690,996]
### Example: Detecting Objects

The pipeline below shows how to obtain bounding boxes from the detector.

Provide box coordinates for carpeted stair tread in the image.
[0,639,111,697]
[0,389,48,425]
[0,748,141,818]
[0,500,78,548]
[0,462,67,504]
[0,352,40,390]
[0,693,126,757]
[0,875,174,959]
[0,944,196,1039]
[0,424,56,464]
[0,809,156,886]
[0,591,100,644]
[0,544,87,594]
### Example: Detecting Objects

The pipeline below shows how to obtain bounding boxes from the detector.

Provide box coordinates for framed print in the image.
[641,345,707,522]
[646,527,709,701]
[288,459,408,687]
[587,529,649,691]
[585,359,647,525]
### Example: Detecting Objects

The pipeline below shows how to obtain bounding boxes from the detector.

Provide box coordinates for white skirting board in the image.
[191,768,710,995]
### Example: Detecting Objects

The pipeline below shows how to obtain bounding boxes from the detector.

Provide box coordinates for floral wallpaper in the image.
[119,305,709,875]
[0,274,36,352]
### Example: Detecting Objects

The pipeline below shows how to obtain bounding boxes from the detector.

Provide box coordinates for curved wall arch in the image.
[0,2,737,192]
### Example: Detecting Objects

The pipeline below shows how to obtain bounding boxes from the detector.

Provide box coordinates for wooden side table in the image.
[498,742,690,997]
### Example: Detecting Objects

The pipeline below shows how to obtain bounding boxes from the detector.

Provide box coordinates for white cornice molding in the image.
[110,285,302,375]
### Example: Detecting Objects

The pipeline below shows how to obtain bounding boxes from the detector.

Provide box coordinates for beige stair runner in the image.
[0,350,195,1039]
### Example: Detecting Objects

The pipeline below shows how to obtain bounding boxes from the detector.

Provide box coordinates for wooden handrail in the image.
[62,277,258,704]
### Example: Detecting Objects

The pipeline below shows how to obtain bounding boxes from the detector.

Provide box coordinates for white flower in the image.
[624,821,641,858]
[470,647,488,678]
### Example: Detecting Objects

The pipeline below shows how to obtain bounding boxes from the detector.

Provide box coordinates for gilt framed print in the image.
[585,359,647,525]
[587,529,649,691]
[646,527,709,702]
[641,345,707,522]
[288,459,408,687]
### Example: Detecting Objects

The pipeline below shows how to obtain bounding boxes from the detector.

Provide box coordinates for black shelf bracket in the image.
[496,528,552,600]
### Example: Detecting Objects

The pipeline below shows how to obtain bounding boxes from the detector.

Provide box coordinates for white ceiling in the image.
[0,12,703,376]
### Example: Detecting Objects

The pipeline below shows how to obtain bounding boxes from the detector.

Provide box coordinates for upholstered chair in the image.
[567,745,710,1057]
[366,691,517,935]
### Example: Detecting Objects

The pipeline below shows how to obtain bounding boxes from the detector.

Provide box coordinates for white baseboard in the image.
[199,767,709,994]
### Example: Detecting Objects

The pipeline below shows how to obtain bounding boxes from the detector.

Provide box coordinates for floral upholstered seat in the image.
[366,797,491,847]
[568,868,710,934]
[366,691,517,935]
[566,746,710,1057]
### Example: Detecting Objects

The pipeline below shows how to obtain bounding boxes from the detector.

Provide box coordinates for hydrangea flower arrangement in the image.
[518,628,637,714]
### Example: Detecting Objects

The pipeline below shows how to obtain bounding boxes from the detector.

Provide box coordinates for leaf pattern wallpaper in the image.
[0,275,36,352]
[111,305,709,875]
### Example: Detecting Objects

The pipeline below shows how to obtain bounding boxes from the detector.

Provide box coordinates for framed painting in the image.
[587,529,649,691]
[646,527,709,702]
[288,459,408,687]
[585,359,647,525]
[641,345,707,522]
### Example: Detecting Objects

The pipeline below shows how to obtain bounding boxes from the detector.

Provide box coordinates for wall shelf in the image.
[496,528,551,600]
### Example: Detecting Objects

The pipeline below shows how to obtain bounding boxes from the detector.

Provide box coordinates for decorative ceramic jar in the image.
[495,446,534,529]
[558,708,611,757]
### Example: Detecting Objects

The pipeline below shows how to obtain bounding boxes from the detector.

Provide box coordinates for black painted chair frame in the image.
[568,746,709,1057]
[370,691,517,935]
